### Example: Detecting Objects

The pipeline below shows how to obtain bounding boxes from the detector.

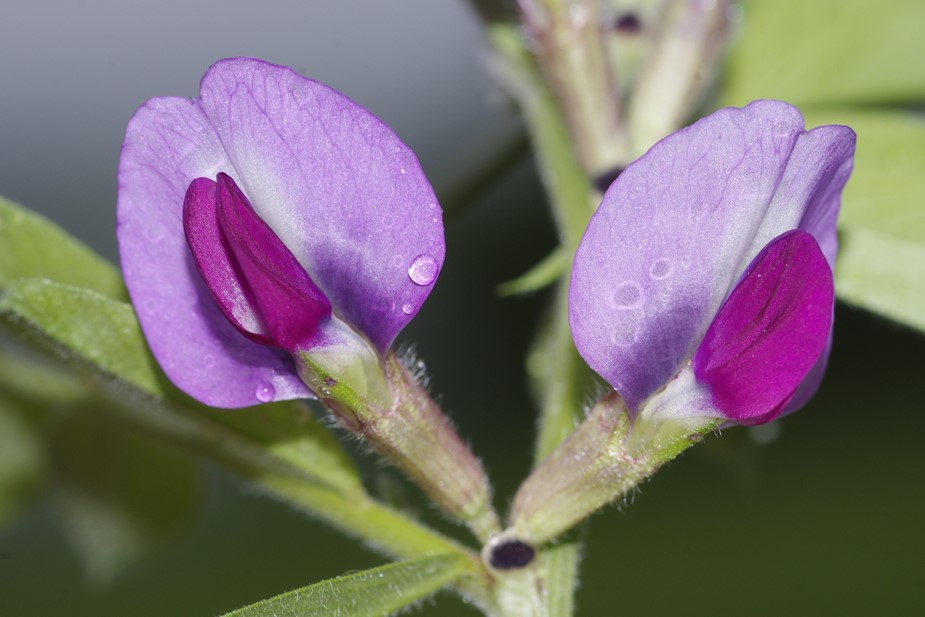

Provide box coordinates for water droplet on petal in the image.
[399,167,407,175]
[612,325,640,348]
[145,223,165,241]
[649,258,672,280]
[610,281,644,309]
[255,381,276,402]
[401,302,415,315]
[407,254,438,286]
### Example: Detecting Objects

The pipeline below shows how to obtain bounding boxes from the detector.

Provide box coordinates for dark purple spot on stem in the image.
[614,13,642,34]
[489,540,536,570]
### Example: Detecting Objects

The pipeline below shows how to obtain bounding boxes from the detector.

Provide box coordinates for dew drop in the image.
[611,325,640,348]
[145,223,165,241]
[399,167,407,175]
[407,254,438,286]
[255,381,276,402]
[610,281,644,309]
[649,258,672,280]
[401,302,415,315]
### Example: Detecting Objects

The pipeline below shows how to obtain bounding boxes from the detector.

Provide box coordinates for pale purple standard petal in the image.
[118,97,311,407]
[119,59,444,407]
[692,231,834,424]
[196,58,444,351]
[569,101,855,411]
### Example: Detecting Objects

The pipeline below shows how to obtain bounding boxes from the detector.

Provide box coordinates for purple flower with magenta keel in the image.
[569,100,856,425]
[117,58,444,408]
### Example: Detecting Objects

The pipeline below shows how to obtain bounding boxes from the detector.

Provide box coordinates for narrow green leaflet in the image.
[805,110,925,331]
[203,402,361,495]
[497,246,567,297]
[221,554,467,617]
[0,278,165,395]
[0,196,124,298]
[723,0,925,106]
[0,279,360,491]
[0,337,87,406]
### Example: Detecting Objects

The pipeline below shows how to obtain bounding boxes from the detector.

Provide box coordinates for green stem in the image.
[485,22,595,248]
[509,393,718,545]
[626,0,730,157]
[302,352,501,543]
[521,0,629,175]
[529,281,597,464]
[64,376,497,603]
[477,18,599,616]
[540,542,582,616]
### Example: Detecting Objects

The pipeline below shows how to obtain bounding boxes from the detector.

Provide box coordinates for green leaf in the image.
[497,247,568,297]
[0,278,165,395]
[50,408,201,586]
[220,554,467,617]
[0,278,362,491]
[804,109,925,331]
[0,196,124,298]
[0,336,88,405]
[203,402,362,495]
[835,227,925,331]
[723,0,925,106]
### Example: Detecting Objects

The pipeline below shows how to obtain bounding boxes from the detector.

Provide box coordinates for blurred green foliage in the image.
[1,0,924,615]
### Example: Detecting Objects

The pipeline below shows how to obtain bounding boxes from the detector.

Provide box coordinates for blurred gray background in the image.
[2,2,924,616]
[0,0,519,262]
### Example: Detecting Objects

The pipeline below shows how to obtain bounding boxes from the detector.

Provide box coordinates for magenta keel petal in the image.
[183,176,275,346]
[692,231,834,423]
[212,173,332,351]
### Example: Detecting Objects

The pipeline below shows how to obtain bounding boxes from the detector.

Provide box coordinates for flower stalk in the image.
[508,391,716,546]
[300,350,500,542]
[519,0,629,176]
[626,0,732,157]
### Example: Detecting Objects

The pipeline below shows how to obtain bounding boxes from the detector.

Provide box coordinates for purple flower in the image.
[569,101,855,425]
[117,58,444,408]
